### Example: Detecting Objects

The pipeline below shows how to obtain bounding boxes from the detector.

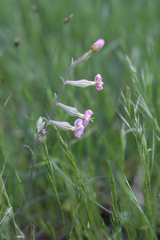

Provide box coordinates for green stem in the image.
[0,110,4,165]
[16,142,37,217]
[48,65,72,119]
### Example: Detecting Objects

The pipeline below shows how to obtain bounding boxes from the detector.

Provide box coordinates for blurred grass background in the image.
[0,0,160,239]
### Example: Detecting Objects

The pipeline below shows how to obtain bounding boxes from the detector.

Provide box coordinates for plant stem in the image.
[48,65,72,120]
[16,144,37,217]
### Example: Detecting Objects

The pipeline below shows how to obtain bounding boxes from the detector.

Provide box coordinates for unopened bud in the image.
[37,117,46,133]
[91,39,105,52]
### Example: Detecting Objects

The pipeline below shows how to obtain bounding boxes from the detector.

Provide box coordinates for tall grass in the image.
[0,0,160,239]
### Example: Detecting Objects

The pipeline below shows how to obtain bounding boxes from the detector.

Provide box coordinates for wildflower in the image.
[48,119,84,138]
[91,39,105,52]
[74,119,84,138]
[56,102,93,127]
[56,102,93,122]
[65,74,104,91]
[83,110,93,127]
[95,74,104,91]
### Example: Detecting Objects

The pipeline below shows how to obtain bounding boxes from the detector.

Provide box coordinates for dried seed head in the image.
[64,14,73,24]
[14,38,21,47]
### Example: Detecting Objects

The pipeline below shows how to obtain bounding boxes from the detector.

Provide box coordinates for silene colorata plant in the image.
[35,39,105,146]
[18,39,107,223]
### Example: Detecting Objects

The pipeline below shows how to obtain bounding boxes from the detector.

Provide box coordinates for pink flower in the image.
[83,110,93,127]
[48,119,84,138]
[65,74,104,91]
[95,74,104,91]
[91,39,105,52]
[74,119,84,138]
[56,102,94,126]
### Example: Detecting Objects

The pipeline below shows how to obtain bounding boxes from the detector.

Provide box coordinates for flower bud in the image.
[91,39,105,52]
[37,117,46,133]
[35,117,47,145]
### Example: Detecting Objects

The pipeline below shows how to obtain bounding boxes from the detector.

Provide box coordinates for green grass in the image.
[0,0,160,239]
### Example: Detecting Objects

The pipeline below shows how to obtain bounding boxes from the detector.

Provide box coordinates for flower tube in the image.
[48,119,85,138]
[65,74,104,91]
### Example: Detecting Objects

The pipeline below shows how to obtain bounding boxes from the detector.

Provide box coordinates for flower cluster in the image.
[35,39,105,140]
[48,108,93,138]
